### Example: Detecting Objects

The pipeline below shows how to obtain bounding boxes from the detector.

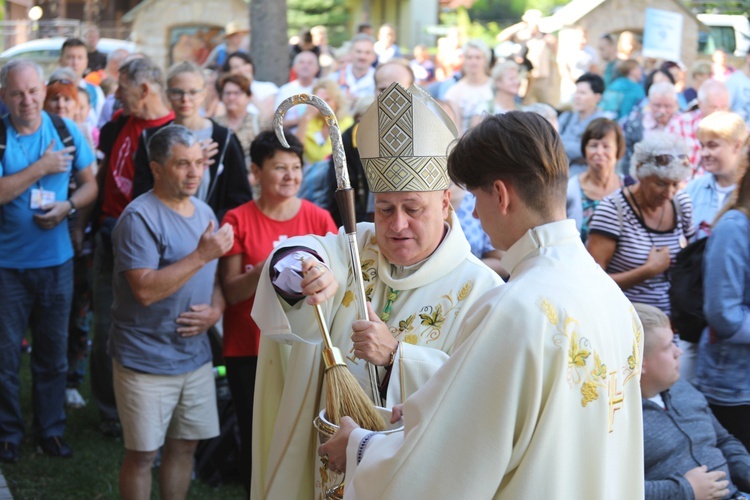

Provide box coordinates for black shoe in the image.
[98,420,122,438]
[0,441,19,463]
[37,436,72,458]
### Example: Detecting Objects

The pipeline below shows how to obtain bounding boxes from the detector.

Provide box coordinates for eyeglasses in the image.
[166,88,204,100]
[653,154,689,167]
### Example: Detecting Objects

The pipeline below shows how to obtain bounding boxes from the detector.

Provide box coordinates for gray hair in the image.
[463,39,492,68]
[119,57,164,88]
[106,48,130,67]
[48,67,77,84]
[697,79,728,103]
[0,59,44,89]
[630,131,691,182]
[166,60,204,86]
[648,81,677,100]
[292,50,320,68]
[148,125,198,166]
[523,103,558,125]
[350,33,375,48]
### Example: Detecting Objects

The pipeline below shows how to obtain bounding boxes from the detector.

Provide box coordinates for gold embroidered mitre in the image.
[356,82,458,193]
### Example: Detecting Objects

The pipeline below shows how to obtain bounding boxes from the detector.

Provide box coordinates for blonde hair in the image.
[696,111,749,144]
[312,79,350,119]
[690,60,711,78]
[463,39,492,69]
[714,136,750,223]
[491,60,520,82]
[632,303,670,356]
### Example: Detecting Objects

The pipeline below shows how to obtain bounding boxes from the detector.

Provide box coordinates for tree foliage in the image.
[287,0,349,47]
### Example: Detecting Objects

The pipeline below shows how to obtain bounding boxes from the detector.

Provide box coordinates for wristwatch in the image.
[67,199,77,216]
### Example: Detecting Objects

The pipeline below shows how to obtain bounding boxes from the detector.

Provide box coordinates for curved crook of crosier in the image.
[273,93,351,190]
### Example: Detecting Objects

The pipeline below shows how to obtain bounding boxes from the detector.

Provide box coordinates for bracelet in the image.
[357,432,377,465]
[386,341,399,367]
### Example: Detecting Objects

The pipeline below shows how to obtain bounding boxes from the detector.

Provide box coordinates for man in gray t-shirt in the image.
[109,125,234,499]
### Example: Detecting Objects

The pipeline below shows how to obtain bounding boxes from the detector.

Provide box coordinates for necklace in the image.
[627,186,666,230]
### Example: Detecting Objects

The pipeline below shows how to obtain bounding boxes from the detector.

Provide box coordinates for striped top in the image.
[588,188,694,315]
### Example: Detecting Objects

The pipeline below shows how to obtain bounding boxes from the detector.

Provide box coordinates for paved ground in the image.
[0,468,12,500]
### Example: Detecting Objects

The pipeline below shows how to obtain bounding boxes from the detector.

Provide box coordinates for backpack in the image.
[0,113,74,225]
[669,237,708,343]
[613,191,702,339]
[0,112,74,162]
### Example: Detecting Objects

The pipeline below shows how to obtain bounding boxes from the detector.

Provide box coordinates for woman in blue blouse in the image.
[698,151,750,452]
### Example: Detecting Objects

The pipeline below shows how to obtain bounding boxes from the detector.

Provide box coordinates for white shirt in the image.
[275,79,316,125]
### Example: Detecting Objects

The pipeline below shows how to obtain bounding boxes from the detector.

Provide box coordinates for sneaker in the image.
[65,388,86,409]
[98,420,122,438]
[0,442,19,463]
[37,436,72,458]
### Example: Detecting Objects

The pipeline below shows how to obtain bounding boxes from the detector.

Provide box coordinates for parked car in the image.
[697,14,750,58]
[0,37,136,77]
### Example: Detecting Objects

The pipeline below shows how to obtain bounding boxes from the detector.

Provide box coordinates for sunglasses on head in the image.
[653,154,689,167]
[49,78,74,86]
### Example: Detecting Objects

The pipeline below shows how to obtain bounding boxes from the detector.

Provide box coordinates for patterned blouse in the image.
[214,111,260,171]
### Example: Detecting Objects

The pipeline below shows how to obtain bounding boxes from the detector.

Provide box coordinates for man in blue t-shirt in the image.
[0,59,97,463]
[110,125,233,499]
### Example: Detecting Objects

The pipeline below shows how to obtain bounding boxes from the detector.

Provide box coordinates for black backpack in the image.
[0,112,73,161]
[0,113,74,225]
[669,237,708,343]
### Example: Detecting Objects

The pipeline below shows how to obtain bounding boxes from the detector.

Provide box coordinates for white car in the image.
[0,37,136,75]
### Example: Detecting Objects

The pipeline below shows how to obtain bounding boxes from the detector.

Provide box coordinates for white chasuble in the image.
[250,210,502,499]
[343,220,645,499]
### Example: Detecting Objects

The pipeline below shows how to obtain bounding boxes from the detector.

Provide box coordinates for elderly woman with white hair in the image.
[620,81,680,175]
[469,59,521,127]
[587,131,694,315]
[444,39,493,134]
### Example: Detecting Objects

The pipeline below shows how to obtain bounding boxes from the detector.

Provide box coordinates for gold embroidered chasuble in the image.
[250,210,502,499]
[342,219,645,499]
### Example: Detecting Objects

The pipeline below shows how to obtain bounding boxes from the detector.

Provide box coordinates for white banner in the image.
[642,8,683,61]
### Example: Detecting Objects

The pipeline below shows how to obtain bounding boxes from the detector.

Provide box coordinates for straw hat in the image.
[224,21,249,38]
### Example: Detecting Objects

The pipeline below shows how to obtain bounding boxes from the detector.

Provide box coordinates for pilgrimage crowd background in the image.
[1,9,750,499]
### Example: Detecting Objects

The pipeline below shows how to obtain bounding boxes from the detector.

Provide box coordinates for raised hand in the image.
[196,221,234,263]
[37,141,75,176]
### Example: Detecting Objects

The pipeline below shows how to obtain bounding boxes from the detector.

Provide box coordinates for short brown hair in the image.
[581,118,626,160]
[447,111,568,216]
[616,59,640,78]
[216,73,251,96]
[632,303,670,357]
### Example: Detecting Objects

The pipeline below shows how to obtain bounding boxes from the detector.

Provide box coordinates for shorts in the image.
[113,360,219,452]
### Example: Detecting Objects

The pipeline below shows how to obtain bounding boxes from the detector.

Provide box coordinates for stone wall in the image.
[579,0,703,70]
[127,0,248,70]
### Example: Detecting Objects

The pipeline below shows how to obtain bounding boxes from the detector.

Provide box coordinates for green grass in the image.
[0,351,245,499]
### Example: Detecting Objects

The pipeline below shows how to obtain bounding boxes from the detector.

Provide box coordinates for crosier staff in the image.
[274,94,381,406]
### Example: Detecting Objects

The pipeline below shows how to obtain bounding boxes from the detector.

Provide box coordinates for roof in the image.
[538,0,708,33]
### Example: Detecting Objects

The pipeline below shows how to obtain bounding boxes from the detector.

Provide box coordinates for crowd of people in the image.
[0,13,749,500]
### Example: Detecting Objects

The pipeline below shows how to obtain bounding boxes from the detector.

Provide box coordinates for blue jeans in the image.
[0,260,73,445]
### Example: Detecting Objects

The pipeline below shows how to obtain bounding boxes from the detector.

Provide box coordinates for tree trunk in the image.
[250,0,289,86]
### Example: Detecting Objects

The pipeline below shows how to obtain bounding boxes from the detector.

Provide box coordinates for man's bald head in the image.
[374,59,415,94]
[697,79,730,117]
